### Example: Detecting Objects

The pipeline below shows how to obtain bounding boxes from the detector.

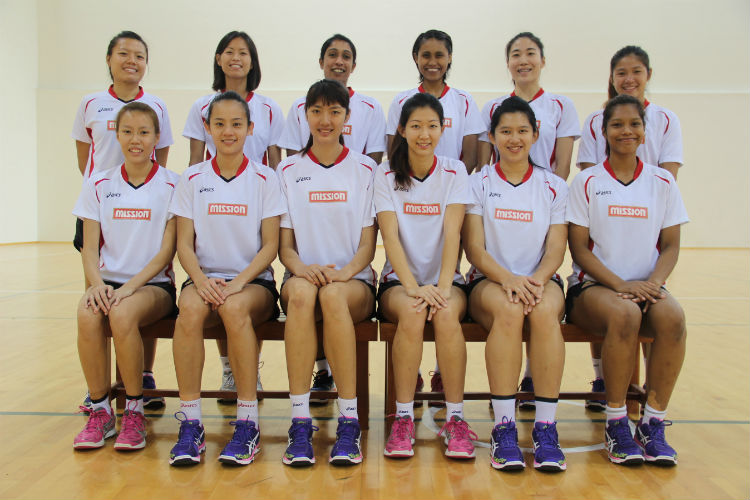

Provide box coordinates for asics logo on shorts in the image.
[208,203,248,216]
[309,191,347,202]
[495,209,533,222]
[404,203,441,215]
[608,205,648,218]
[113,208,151,220]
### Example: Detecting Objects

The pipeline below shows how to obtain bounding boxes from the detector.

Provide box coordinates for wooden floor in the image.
[0,244,748,500]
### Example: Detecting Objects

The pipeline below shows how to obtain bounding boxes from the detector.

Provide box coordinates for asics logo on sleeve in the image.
[488,192,502,198]
[105,192,121,198]
[296,176,311,183]
[595,190,612,196]
[97,107,113,112]
[199,187,214,193]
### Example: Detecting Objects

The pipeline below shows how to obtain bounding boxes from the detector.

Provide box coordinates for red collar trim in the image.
[307,146,350,166]
[211,155,250,178]
[643,98,650,108]
[108,85,144,102]
[510,88,545,102]
[348,87,355,98]
[411,156,438,179]
[418,84,450,99]
[603,157,644,182]
[494,162,534,184]
[220,90,254,102]
[121,160,159,185]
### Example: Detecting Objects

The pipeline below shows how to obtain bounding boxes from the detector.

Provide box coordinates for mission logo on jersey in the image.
[208,203,248,216]
[608,205,648,218]
[309,191,348,202]
[404,203,441,215]
[113,208,151,220]
[494,208,533,222]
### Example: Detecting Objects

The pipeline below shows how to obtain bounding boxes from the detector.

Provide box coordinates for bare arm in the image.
[81,219,111,313]
[155,147,170,167]
[175,215,224,305]
[437,204,465,290]
[659,162,680,180]
[553,137,574,181]
[531,224,568,283]
[323,225,377,282]
[477,141,492,169]
[579,162,596,170]
[221,216,281,296]
[367,152,384,164]
[267,146,282,169]
[647,225,681,285]
[386,135,394,155]
[76,141,91,175]
[460,134,479,174]
[188,139,206,166]
[377,211,419,291]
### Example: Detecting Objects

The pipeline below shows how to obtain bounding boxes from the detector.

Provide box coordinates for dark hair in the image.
[320,34,357,64]
[489,96,539,167]
[106,31,148,81]
[602,94,645,156]
[115,102,160,134]
[412,30,453,83]
[212,31,261,93]
[608,45,651,99]
[505,32,544,61]
[300,80,350,155]
[206,91,251,124]
[388,93,444,189]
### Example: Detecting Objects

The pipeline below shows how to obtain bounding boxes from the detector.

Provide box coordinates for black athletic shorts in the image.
[181,277,280,320]
[103,279,178,318]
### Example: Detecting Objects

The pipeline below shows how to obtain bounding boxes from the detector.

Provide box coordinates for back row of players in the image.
[71,29,687,472]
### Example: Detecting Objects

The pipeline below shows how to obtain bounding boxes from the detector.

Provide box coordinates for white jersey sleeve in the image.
[266,98,286,147]
[576,111,601,166]
[446,159,471,204]
[555,95,581,139]
[657,109,683,165]
[365,99,387,154]
[278,100,307,152]
[661,172,689,228]
[182,96,208,142]
[169,170,194,220]
[465,170,485,216]
[71,96,92,144]
[477,100,494,144]
[261,168,286,220]
[72,177,101,222]
[463,92,485,136]
[153,96,174,150]
[565,171,592,228]
[374,164,397,213]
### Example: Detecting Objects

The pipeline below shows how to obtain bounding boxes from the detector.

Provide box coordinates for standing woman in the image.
[463,97,568,472]
[168,92,285,466]
[279,34,386,163]
[182,31,285,401]
[277,80,377,467]
[72,102,179,451]
[577,46,683,408]
[387,29,484,174]
[566,95,688,466]
[71,30,174,409]
[377,93,474,460]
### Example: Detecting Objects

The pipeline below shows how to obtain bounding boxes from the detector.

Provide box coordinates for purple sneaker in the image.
[414,373,424,408]
[517,377,535,411]
[532,422,566,471]
[605,416,644,466]
[219,419,260,465]
[635,418,677,466]
[73,406,116,450]
[329,417,362,465]
[490,418,525,471]
[169,413,206,466]
[585,378,606,412]
[142,372,165,410]
[282,418,318,467]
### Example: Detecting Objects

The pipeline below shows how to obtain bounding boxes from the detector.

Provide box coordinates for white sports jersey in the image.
[577,100,683,168]
[386,86,484,161]
[277,88,386,155]
[479,89,580,172]
[169,156,286,281]
[374,156,471,286]
[465,163,568,282]
[277,147,378,285]
[72,162,179,285]
[71,86,174,181]
[566,159,689,287]
[182,91,285,165]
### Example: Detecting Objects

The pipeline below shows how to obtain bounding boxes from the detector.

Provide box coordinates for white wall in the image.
[17,0,750,245]
[0,0,38,243]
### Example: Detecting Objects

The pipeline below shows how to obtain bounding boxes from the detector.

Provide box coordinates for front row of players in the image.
[72,82,688,471]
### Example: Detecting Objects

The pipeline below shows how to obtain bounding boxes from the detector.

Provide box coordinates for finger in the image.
[427,305,435,322]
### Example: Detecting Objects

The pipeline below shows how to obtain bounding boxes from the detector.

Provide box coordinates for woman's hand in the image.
[195,277,227,306]
[501,275,543,314]
[220,279,247,299]
[321,266,351,283]
[299,264,335,287]
[110,286,135,307]
[84,284,115,314]
[615,280,665,305]
[406,285,449,319]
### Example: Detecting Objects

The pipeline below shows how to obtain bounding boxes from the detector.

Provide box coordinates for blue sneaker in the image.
[605,417,644,465]
[169,413,206,466]
[585,378,606,412]
[532,422,567,471]
[517,377,535,411]
[219,419,260,465]
[82,392,92,409]
[490,418,525,471]
[329,417,362,465]
[310,369,335,405]
[635,418,677,466]
[142,372,165,410]
[282,418,318,467]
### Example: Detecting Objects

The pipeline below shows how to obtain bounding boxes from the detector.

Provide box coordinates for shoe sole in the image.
[534,460,567,472]
[585,401,606,412]
[114,439,146,451]
[383,449,414,458]
[217,398,238,405]
[73,428,116,450]
[445,450,476,459]
[517,401,535,411]
[491,459,525,471]
[644,455,677,466]
[329,455,363,465]
[169,443,206,466]
[219,449,259,466]
[608,452,645,466]
[282,456,315,467]
[143,399,165,410]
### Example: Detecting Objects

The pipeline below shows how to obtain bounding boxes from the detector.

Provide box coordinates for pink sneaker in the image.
[73,406,116,449]
[440,416,477,459]
[114,409,147,450]
[384,415,415,458]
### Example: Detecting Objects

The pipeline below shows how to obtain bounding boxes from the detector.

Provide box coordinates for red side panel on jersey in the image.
[660,111,670,134]
[583,175,595,203]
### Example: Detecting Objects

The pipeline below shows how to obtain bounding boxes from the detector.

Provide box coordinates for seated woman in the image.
[168,91,285,466]
[277,79,377,467]
[376,93,473,460]
[72,102,179,451]
[463,96,568,472]
[566,95,688,466]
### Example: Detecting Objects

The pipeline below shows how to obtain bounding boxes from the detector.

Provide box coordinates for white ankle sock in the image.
[237,399,259,426]
[433,361,440,374]
[220,356,231,372]
[605,405,627,422]
[396,401,414,421]
[643,403,667,422]
[290,392,311,419]
[523,361,532,379]
[592,358,603,379]
[491,396,516,426]
[90,395,111,414]
[125,396,144,415]
[338,397,358,419]
[179,398,202,423]
[446,401,464,420]
[316,358,327,372]
[534,400,558,424]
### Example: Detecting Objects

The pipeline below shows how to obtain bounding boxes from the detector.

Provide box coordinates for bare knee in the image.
[606,304,642,342]
[107,306,138,335]
[287,283,318,312]
[318,283,348,313]
[218,297,251,326]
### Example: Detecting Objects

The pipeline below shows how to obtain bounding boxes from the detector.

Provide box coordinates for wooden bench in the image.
[106,318,378,429]
[379,322,651,422]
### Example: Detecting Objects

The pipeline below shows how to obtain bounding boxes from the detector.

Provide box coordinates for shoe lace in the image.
[79,406,109,432]
[387,415,413,441]
[121,409,145,433]
[494,417,518,448]
[288,420,318,452]
[335,420,359,448]
[646,418,672,444]
[228,419,254,444]
[312,369,329,386]
[609,418,634,442]
[535,423,558,448]
[174,412,199,446]
[440,417,478,441]
[222,371,235,388]
[429,371,444,392]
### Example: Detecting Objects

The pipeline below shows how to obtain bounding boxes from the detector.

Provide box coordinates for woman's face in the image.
[216,37,252,82]
[204,100,251,156]
[398,106,443,159]
[611,54,651,101]
[603,104,645,156]
[413,38,452,85]
[107,38,147,85]
[319,40,355,85]
[117,111,159,165]
[490,111,538,165]
[506,37,544,86]
[306,98,350,146]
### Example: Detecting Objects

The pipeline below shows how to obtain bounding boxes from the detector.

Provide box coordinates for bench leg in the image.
[356,339,369,430]
[113,363,126,410]
[384,340,396,429]
[627,347,642,419]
